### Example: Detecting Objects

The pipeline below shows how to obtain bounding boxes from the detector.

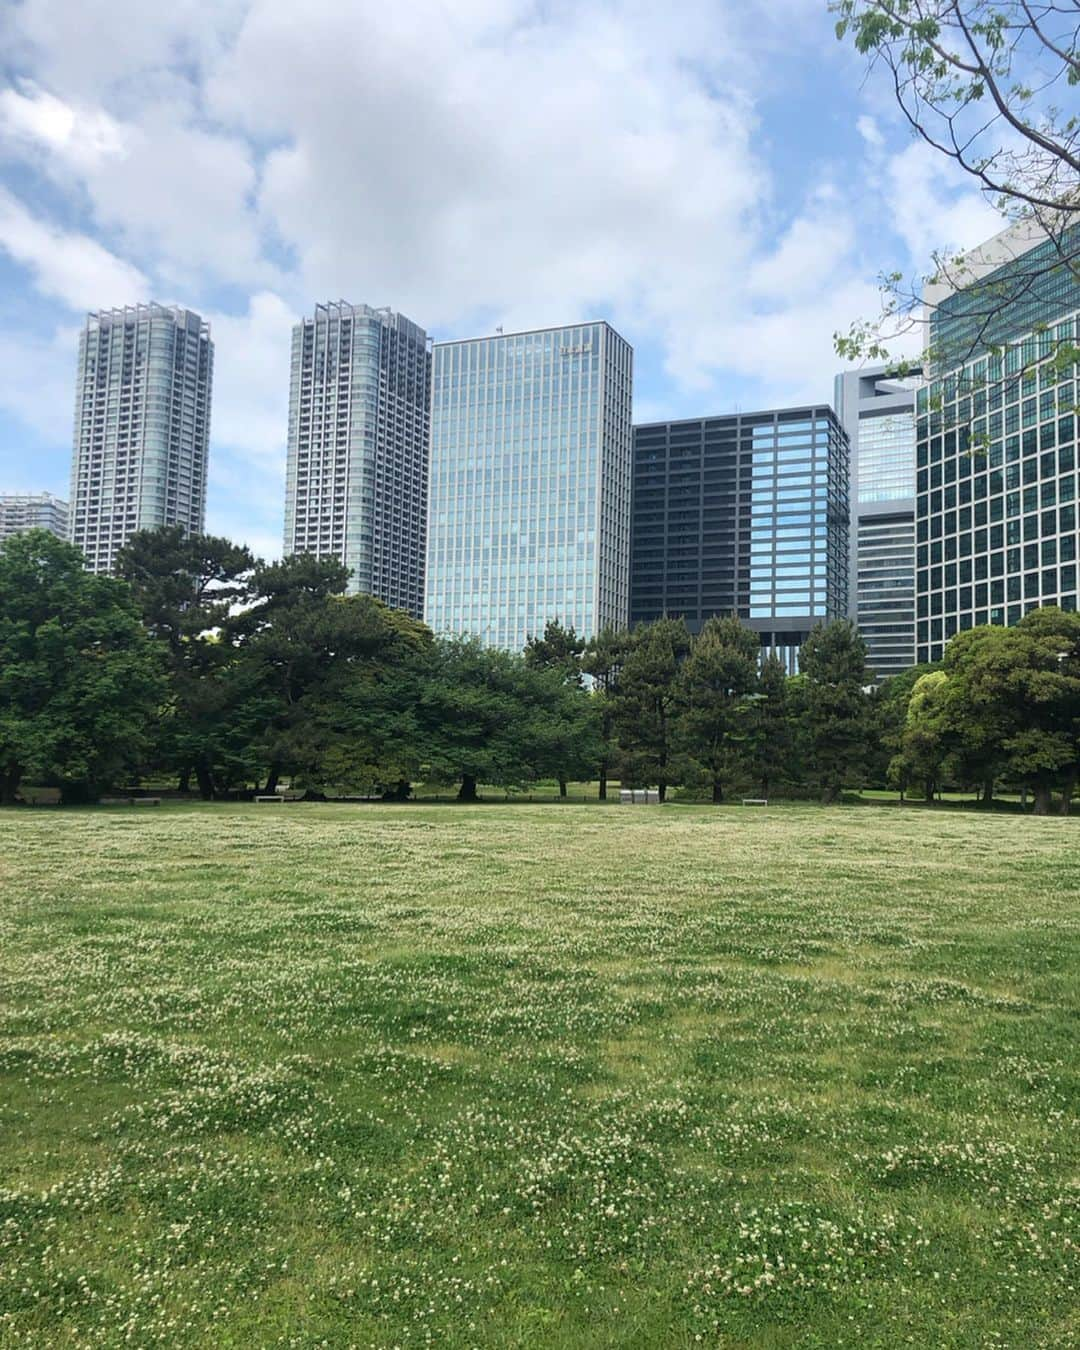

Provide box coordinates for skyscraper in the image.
[69,304,212,574]
[915,220,1080,664]
[0,491,69,543]
[835,365,922,680]
[425,322,633,651]
[631,406,849,672]
[284,303,431,617]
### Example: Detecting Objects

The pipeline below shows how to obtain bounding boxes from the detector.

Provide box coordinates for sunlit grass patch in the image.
[0,801,1077,1346]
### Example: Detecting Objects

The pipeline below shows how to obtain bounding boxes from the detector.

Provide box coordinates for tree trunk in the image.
[0,765,22,806]
[924,778,935,806]
[598,762,608,801]
[391,779,412,802]
[1059,768,1076,816]
[982,777,994,807]
[711,778,723,804]
[1033,781,1052,816]
[559,777,567,799]
[458,774,478,802]
[658,781,667,804]
[177,766,191,794]
[194,759,215,801]
[821,784,839,805]
[264,763,281,795]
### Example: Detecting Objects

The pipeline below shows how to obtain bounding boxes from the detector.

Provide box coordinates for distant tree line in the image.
[3,526,1080,815]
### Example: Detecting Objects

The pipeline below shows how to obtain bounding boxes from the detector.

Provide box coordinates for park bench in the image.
[254,795,285,804]
[619,789,660,804]
[741,798,768,806]
[100,796,161,806]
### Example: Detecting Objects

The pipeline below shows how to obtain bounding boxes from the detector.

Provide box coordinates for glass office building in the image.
[425,322,633,651]
[835,366,922,680]
[69,304,212,573]
[916,223,1080,664]
[284,303,431,616]
[631,406,849,672]
[0,491,69,543]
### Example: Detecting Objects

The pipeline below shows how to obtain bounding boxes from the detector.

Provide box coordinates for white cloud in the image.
[0,81,127,166]
[0,324,79,459]
[886,141,1003,264]
[0,187,148,310]
[0,0,1005,539]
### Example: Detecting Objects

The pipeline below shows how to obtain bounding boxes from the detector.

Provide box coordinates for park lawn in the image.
[0,802,1077,1348]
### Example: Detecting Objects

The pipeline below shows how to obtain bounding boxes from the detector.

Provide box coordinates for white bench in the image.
[619,789,660,804]
[741,798,768,806]
[254,795,285,804]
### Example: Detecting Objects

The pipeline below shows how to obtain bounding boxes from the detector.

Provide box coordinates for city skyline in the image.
[0,0,1003,563]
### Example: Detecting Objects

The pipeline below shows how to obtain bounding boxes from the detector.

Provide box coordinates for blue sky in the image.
[0,0,1002,561]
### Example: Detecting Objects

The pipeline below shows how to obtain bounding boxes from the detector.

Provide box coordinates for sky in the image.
[0,0,1005,562]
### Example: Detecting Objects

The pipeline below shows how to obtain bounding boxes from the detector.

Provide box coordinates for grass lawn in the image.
[0,802,1077,1347]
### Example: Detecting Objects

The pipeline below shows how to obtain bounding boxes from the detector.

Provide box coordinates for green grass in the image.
[0,802,1077,1347]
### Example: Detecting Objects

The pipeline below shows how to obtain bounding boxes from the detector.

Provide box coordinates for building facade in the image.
[425,322,633,650]
[835,366,921,681]
[69,304,212,574]
[916,222,1080,664]
[0,491,69,543]
[284,303,431,617]
[631,406,849,672]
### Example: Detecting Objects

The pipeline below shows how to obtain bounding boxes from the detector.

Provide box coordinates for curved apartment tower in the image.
[284,302,431,616]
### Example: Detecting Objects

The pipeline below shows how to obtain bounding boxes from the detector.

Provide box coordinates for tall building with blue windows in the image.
[915,220,1080,664]
[631,406,849,671]
[835,365,923,680]
[284,303,431,617]
[425,322,633,651]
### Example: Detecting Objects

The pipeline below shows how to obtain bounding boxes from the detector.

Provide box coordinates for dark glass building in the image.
[630,406,849,671]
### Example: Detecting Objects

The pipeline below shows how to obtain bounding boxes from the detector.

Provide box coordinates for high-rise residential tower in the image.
[284,303,431,616]
[835,365,922,681]
[631,406,849,672]
[69,304,212,573]
[0,491,69,543]
[425,322,633,650]
[915,220,1080,664]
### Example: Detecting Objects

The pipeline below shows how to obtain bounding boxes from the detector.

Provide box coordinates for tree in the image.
[944,606,1080,813]
[891,669,954,801]
[750,653,792,799]
[419,636,591,801]
[524,619,586,796]
[0,531,165,804]
[800,620,871,803]
[833,1,1080,370]
[581,626,628,800]
[872,662,943,796]
[229,556,426,795]
[674,616,760,802]
[613,617,691,803]
[116,526,255,796]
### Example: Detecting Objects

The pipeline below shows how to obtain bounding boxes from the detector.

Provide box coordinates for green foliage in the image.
[612,617,691,801]
[116,526,256,797]
[419,636,597,800]
[832,1,1080,370]
[0,530,165,803]
[674,616,760,802]
[799,619,870,802]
